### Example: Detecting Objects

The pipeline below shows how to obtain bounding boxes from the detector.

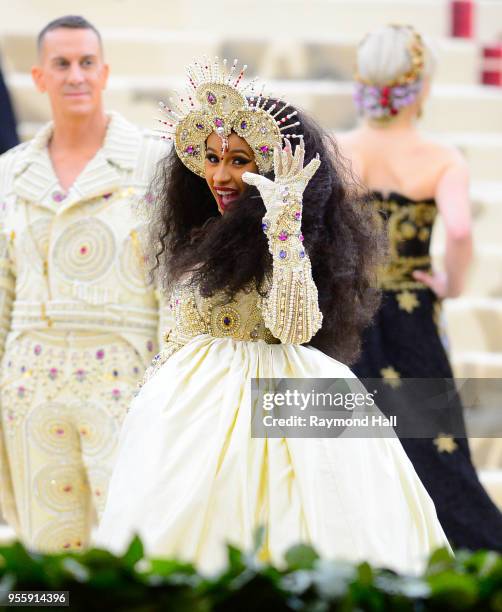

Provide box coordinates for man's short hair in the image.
[37,15,102,52]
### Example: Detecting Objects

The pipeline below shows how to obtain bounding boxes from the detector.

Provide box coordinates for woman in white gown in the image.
[97,58,450,574]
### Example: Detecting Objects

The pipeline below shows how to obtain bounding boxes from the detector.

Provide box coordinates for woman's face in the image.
[205,131,258,214]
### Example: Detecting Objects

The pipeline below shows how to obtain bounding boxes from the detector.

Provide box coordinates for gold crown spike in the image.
[158,56,301,178]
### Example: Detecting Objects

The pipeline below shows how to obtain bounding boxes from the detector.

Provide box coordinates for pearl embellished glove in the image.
[242,139,320,224]
[242,141,323,344]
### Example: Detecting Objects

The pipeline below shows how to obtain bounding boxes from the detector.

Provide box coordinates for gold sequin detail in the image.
[381,366,402,388]
[433,434,458,454]
[396,290,420,314]
[214,307,241,336]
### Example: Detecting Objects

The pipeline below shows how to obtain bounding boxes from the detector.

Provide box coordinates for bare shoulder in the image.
[419,136,467,170]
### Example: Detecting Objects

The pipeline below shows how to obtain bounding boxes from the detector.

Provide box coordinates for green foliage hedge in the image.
[1,536,502,611]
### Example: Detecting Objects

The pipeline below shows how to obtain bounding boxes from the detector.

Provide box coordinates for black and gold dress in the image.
[353,191,502,551]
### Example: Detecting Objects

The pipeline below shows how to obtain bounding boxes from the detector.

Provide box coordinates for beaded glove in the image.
[242,141,323,344]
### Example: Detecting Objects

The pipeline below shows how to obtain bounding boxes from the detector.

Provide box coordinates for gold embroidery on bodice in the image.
[168,281,279,345]
[374,196,437,291]
[139,282,280,388]
[140,199,323,388]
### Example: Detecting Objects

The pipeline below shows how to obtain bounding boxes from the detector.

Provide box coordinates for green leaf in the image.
[428,571,479,609]
[226,544,245,574]
[121,535,144,568]
[284,544,319,570]
[426,546,455,574]
[357,561,373,585]
[61,558,90,582]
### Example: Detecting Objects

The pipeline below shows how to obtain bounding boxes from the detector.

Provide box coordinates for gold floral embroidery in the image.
[418,227,430,241]
[433,434,458,454]
[374,199,436,291]
[213,306,242,336]
[396,290,419,314]
[380,366,401,388]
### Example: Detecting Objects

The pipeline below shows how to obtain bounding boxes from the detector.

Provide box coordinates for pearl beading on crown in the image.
[158,57,302,177]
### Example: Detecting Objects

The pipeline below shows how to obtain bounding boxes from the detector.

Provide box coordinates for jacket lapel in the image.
[12,123,61,212]
[58,112,141,213]
[13,112,141,214]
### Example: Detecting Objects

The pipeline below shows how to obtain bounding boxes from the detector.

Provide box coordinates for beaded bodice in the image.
[372,191,437,291]
[140,196,324,387]
[167,280,279,345]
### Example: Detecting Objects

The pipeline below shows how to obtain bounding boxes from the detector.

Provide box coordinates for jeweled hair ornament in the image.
[354,25,426,120]
[158,57,302,177]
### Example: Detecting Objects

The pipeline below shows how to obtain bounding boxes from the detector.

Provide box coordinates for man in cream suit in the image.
[0,15,168,552]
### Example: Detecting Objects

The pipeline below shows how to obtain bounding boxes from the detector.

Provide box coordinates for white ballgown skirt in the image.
[97,335,450,574]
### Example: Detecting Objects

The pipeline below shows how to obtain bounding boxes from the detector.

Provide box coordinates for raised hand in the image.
[242,140,320,217]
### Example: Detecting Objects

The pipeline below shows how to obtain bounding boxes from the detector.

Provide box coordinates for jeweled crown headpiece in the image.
[354,25,426,120]
[158,57,301,177]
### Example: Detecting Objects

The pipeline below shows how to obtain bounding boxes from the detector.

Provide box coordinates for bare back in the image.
[336,126,462,201]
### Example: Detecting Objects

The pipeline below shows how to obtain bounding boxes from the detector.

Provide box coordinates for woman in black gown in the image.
[338,24,502,551]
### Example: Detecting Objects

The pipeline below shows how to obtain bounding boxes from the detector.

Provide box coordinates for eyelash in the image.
[205,154,251,166]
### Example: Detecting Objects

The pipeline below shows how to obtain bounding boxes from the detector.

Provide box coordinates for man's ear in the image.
[101,62,110,90]
[31,65,46,93]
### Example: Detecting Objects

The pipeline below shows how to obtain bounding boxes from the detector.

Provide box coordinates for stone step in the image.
[6,74,502,132]
[431,238,502,298]
[451,351,502,378]
[220,37,479,84]
[0,0,187,30]
[2,1,501,42]
[434,134,502,182]
[479,470,502,510]
[431,182,502,255]
[0,30,480,85]
[471,438,502,471]
[0,0,450,37]
[443,297,502,353]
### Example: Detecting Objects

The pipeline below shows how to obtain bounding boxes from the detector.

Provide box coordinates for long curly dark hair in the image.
[149,103,385,364]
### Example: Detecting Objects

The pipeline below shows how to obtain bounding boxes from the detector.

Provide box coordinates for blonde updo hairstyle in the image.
[354,25,437,122]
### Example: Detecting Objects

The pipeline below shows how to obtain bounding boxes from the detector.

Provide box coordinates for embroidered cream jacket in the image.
[0,111,171,365]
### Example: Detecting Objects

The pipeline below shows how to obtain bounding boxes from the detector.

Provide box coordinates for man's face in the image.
[32,27,109,117]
